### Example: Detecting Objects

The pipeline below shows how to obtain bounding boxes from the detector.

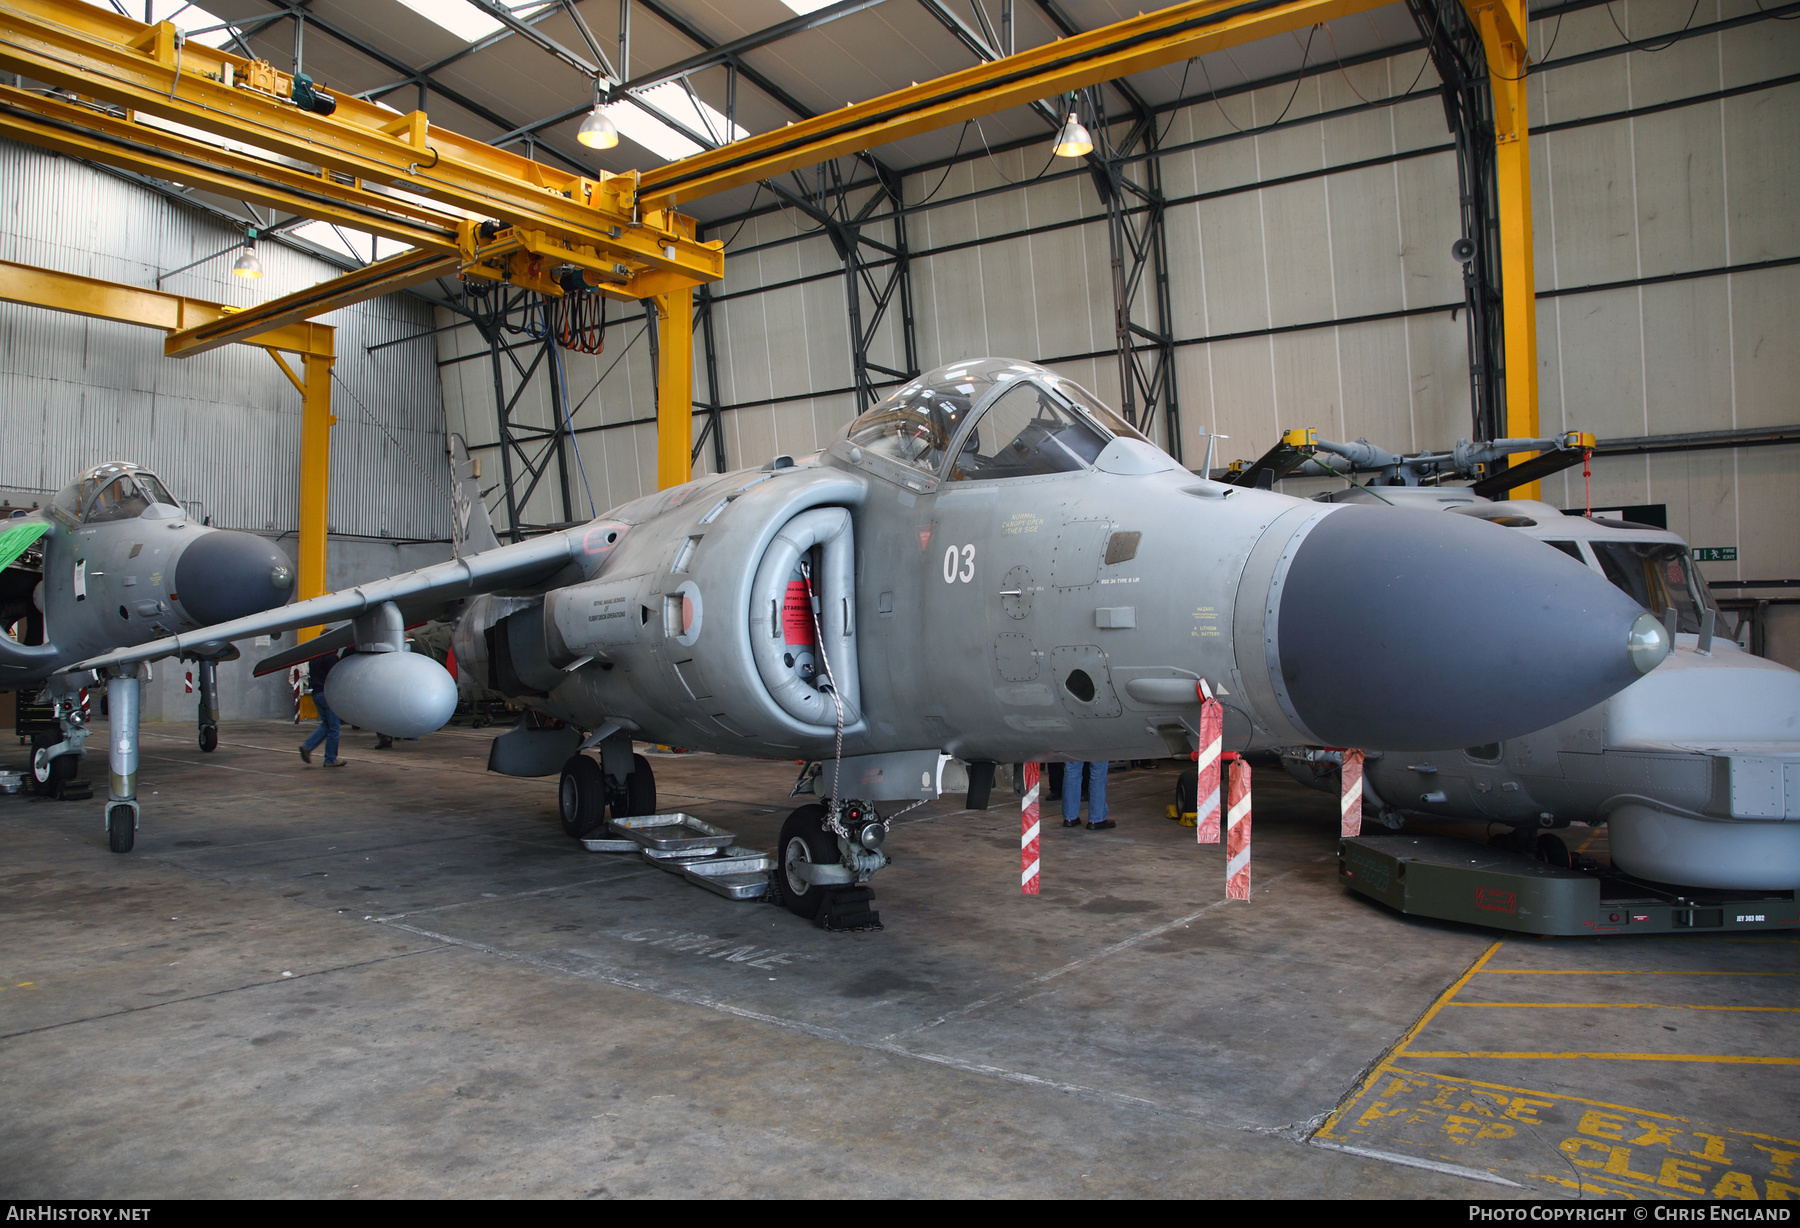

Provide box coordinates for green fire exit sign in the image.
[1694,547,1738,562]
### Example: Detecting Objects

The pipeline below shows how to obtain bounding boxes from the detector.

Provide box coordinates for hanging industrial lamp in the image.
[1052,110,1093,159]
[230,231,263,279]
[578,79,619,150]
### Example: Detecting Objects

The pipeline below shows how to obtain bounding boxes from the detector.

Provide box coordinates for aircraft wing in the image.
[63,528,582,676]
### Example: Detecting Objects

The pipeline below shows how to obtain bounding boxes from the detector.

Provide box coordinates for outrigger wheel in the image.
[106,803,136,854]
[775,804,839,920]
[198,724,218,753]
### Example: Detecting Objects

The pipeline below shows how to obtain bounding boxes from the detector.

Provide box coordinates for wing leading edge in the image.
[63,527,588,676]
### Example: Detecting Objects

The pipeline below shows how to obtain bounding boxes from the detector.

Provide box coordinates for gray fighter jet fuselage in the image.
[74,361,1673,919]
[4,462,293,810]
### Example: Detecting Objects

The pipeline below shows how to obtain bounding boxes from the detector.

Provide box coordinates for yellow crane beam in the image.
[0,0,722,293]
[637,0,1390,210]
[0,257,332,358]
[164,247,456,358]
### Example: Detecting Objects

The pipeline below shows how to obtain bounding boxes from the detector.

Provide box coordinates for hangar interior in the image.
[1,0,1797,1201]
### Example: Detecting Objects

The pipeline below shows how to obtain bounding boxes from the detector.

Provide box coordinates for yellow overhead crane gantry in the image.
[0,0,1544,555]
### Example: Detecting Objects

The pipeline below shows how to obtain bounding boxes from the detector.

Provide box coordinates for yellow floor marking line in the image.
[1403,1051,1800,1064]
[1449,1002,1800,1013]
[1315,939,1504,1140]
[1315,1065,1800,1199]
[1481,969,1797,977]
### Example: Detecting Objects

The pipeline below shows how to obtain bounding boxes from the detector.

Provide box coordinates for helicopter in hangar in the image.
[1245,432,1800,891]
[0,461,295,828]
[68,360,1672,920]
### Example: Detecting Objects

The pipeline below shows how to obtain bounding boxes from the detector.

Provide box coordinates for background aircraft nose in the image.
[1271,505,1665,750]
[174,530,295,625]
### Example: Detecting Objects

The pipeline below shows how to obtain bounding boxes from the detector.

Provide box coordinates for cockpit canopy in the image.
[842,359,1151,482]
[50,463,179,526]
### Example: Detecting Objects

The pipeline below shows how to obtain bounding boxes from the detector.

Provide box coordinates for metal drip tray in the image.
[607,812,736,852]
[683,850,774,900]
[580,837,639,853]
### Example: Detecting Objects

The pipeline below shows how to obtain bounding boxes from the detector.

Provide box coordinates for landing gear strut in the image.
[104,666,142,853]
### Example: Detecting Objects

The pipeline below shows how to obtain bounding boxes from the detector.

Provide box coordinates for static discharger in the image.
[1226,755,1252,901]
[1195,679,1224,844]
[1021,761,1041,895]
[1340,749,1365,839]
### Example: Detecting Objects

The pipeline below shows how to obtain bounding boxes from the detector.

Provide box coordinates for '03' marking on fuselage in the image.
[942,543,975,583]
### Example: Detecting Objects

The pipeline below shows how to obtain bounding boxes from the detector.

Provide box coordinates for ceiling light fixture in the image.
[578,77,619,150]
[231,230,263,279]
[1053,111,1093,159]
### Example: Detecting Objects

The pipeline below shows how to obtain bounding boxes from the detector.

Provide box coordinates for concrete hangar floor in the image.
[1,723,1793,1199]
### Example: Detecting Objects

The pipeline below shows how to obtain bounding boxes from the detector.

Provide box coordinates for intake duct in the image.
[749,506,862,733]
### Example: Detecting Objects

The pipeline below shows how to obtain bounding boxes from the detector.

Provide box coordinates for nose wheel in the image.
[31,740,77,789]
[775,804,837,920]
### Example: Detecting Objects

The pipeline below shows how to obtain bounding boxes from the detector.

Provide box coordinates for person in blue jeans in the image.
[1062,761,1112,830]
[298,650,346,768]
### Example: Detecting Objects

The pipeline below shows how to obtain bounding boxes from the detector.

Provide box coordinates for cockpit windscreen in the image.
[947,380,1107,481]
[1590,541,1715,634]
[846,364,1012,474]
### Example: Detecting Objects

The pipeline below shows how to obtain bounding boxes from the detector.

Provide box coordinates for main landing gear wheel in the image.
[198,724,218,753]
[558,754,607,839]
[618,753,656,818]
[106,803,135,854]
[775,804,839,921]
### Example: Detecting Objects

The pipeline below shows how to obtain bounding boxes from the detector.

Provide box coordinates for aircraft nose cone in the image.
[1270,505,1664,750]
[174,530,295,625]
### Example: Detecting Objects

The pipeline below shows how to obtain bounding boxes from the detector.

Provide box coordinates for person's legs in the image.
[320,702,342,764]
[1088,761,1109,825]
[301,720,326,753]
[1062,762,1083,826]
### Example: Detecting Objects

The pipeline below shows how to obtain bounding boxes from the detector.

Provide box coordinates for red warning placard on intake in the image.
[783,581,816,645]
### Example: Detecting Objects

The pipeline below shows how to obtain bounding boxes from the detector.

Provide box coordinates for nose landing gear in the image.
[774,802,887,930]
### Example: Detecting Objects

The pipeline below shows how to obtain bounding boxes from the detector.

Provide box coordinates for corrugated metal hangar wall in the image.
[0,141,454,720]
[439,1,1799,597]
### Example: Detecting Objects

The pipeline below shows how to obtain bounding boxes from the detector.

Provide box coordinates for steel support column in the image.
[1464,0,1538,498]
[653,287,694,489]
[692,282,730,475]
[805,161,919,411]
[292,352,334,671]
[1409,0,1506,452]
[1090,95,1182,459]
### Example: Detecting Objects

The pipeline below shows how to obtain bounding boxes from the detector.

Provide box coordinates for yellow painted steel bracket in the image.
[0,257,334,358]
[0,0,722,294]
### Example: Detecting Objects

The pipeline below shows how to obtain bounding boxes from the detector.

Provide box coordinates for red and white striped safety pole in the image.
[1339,749,1364,838]
[184,669,194,695]
[1021,761,1041,895]
[1194,680,1224,844]
[1225,754,1252,901]
[290,666,304,723]
[78,688,90,721]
